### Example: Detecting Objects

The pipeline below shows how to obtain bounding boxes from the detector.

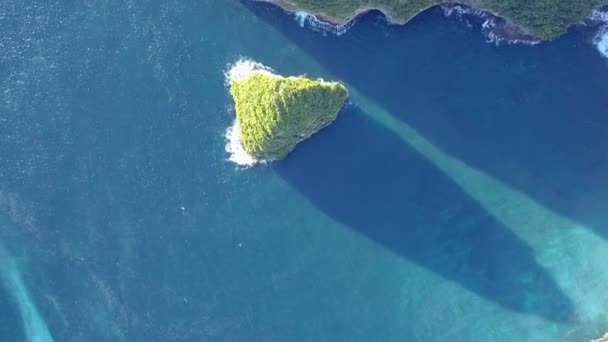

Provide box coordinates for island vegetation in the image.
[229,68,348,161]
[262,0,608,39]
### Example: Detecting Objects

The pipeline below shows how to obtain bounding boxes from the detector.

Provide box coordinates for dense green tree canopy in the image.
[230,72,348,160]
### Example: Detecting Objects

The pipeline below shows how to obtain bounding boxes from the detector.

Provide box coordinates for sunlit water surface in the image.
[1,1,608,341]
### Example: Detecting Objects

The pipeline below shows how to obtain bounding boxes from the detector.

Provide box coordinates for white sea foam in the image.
[482,24,541,46]
[584,10,608,59]
[594,25,608,58]
[225,58,331,84]
[223,58,337,167]
[294,11,310,27]
[225,119,262,167]
[292,11,353,36]
[224,58,276,84]
[224,59,277,167]
[441,4,486,19]
[442,4,540,45]
[588,10,608,24]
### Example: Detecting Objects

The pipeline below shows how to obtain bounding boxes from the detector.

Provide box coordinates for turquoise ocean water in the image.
[1,1,608,341]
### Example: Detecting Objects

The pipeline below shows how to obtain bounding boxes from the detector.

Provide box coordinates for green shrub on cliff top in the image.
[230,72,348,160]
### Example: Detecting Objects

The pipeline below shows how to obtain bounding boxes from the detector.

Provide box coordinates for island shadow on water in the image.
[274,105,575,323]
[244,1,608,239]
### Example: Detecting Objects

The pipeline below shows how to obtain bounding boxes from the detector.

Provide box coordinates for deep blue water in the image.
[1,1,608,341]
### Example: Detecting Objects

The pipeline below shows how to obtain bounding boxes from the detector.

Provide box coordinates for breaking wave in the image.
[285,3,608,48]
[224,58,276,84]
[292,11,354,36]
[223,59,274,167]
[225,119,262,168]
[442,4,540,45]
[223,58,337,167]
[291,4,542,45]
[588,9,608,24]
[589,10,608,59]
[594,26,608,59]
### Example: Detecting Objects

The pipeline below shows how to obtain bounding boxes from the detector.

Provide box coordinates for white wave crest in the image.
[594,25,608,58]
[584,9,608,59]
[441,4,540,46]
[442,4,486,19]
[294,11,310,27]
[224,58,276,84]
[224,119,262,167]
[225,58,332,85]
[224,59,277,167]
[223,58,337,167]
[588,10,608,24]
[292,11,353,36]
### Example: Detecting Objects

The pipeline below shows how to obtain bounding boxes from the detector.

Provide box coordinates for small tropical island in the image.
[226,60,348,166]
[259,0,608,40]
